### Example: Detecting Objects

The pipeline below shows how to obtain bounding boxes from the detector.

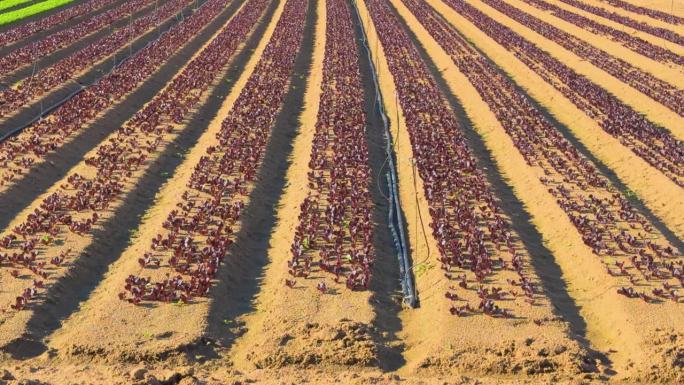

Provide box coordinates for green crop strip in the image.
[0,0,36,13]
[0,0,74,25]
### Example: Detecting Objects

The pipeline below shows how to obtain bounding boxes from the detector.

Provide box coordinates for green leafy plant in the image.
[0,0,75,25]
[0,0,36,13]
[413,262,433,277]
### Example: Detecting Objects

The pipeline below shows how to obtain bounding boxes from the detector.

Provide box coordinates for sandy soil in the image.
[0,0,272,353]
[466,0,684,139]
[543,0,684,57]
[0,0,242,197]
[0,0,681,383]
[427,0,684,241]
[503,0,684,79]
[42,0,284,360]
[0,362,619,385]
[355,0,599,381]
[393,0,683,381]
[0,0,165,86]
[581,0,684,33]
[0,0,250,244]
[616,0,684,18]
[0,0,127,54]
[0,0,95,36]
[227,0,385,371]
[0,0,185,124]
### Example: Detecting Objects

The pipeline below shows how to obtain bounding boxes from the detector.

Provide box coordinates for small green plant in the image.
[128,229,139,245]
[40,234,53,245]
[222,319,235,326]
[413,262,433,277]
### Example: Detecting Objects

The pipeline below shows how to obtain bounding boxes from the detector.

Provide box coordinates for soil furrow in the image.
[358,0,594,379]
[0,0,204,138]
[352,0,406,371]
[518,0,684,61]
[0,0,680,383]
[0,0,268,354]
[390,0,596,356]
[0,0,159,80]
[429,0,684,240]
[228,0,405,372]
[0,0,193,125]
[0,0,243,231]
[394,0,683,380]
[41,0,305,360]
[471,0,684,135]
[0,0,171,87]
[562,0,684,52]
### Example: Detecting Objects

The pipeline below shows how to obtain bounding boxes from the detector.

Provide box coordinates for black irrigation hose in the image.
[0,4,200,144]
[0,84,84,143]
[352,0,416,308]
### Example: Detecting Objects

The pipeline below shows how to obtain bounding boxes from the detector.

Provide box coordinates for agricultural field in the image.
[0,0,75,26]
[0,0,681,383]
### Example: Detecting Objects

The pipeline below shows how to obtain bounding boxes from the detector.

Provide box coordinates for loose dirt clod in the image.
[0,370,13,381]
